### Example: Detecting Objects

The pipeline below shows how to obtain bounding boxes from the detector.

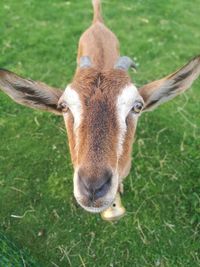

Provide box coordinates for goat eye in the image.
[131,101,143,114]
[58,101,69,113]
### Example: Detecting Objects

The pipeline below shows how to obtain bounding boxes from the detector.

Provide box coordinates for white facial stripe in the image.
[62,85,82,160]
[62,85,82,131]
[116,84,141,157]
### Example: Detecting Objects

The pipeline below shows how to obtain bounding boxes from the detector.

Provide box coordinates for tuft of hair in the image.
[92,0,103,24]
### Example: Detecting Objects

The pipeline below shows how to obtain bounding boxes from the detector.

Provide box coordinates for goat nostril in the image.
[96,175,111,192]
[93,174,112,199]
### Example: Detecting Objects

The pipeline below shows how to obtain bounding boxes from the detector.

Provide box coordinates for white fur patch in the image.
[116,84,142,157]
[62,85,82,131]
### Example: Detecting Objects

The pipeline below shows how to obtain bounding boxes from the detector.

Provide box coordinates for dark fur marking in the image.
[14,85,36,94]
[174,69,193,83]
[170,83,180,92]
[25,95,58,109]
[145,99,159,109]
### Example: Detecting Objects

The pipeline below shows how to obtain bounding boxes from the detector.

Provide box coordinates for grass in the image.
[0,0,200,266]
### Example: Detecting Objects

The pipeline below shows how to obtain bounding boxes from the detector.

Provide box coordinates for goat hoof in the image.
[101,193,126,221]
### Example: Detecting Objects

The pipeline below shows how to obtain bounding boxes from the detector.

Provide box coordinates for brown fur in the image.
[77,1,119,71]
[92,0,104,24]
[66,68,131,176]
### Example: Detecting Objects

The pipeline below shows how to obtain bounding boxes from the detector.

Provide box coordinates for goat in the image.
[0,0,200,221]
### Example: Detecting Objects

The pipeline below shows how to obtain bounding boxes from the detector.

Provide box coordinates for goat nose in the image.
[78,168,112,200]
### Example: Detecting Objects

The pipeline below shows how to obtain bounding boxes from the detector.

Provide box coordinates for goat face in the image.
[58,68,144,212]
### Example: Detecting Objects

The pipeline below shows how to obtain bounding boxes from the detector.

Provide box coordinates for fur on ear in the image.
[139,55,200,111]
[0,69,63,115]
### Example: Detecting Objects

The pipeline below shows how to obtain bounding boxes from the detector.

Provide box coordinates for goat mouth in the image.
[75,197,114,213]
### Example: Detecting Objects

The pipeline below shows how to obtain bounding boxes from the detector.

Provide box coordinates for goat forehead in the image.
[85,98,117,131]
[62,83,141,119]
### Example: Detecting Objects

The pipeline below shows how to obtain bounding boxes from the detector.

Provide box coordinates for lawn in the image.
[0,0,200,266]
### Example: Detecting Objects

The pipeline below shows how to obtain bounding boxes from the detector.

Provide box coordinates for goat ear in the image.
[139,56,200,111]
[0,69,63,115]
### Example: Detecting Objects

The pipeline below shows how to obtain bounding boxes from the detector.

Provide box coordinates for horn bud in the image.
[79,56,92,68]
[114,56,137,71]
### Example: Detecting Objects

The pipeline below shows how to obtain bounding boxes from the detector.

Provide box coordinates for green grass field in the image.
[0,0,200,266]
